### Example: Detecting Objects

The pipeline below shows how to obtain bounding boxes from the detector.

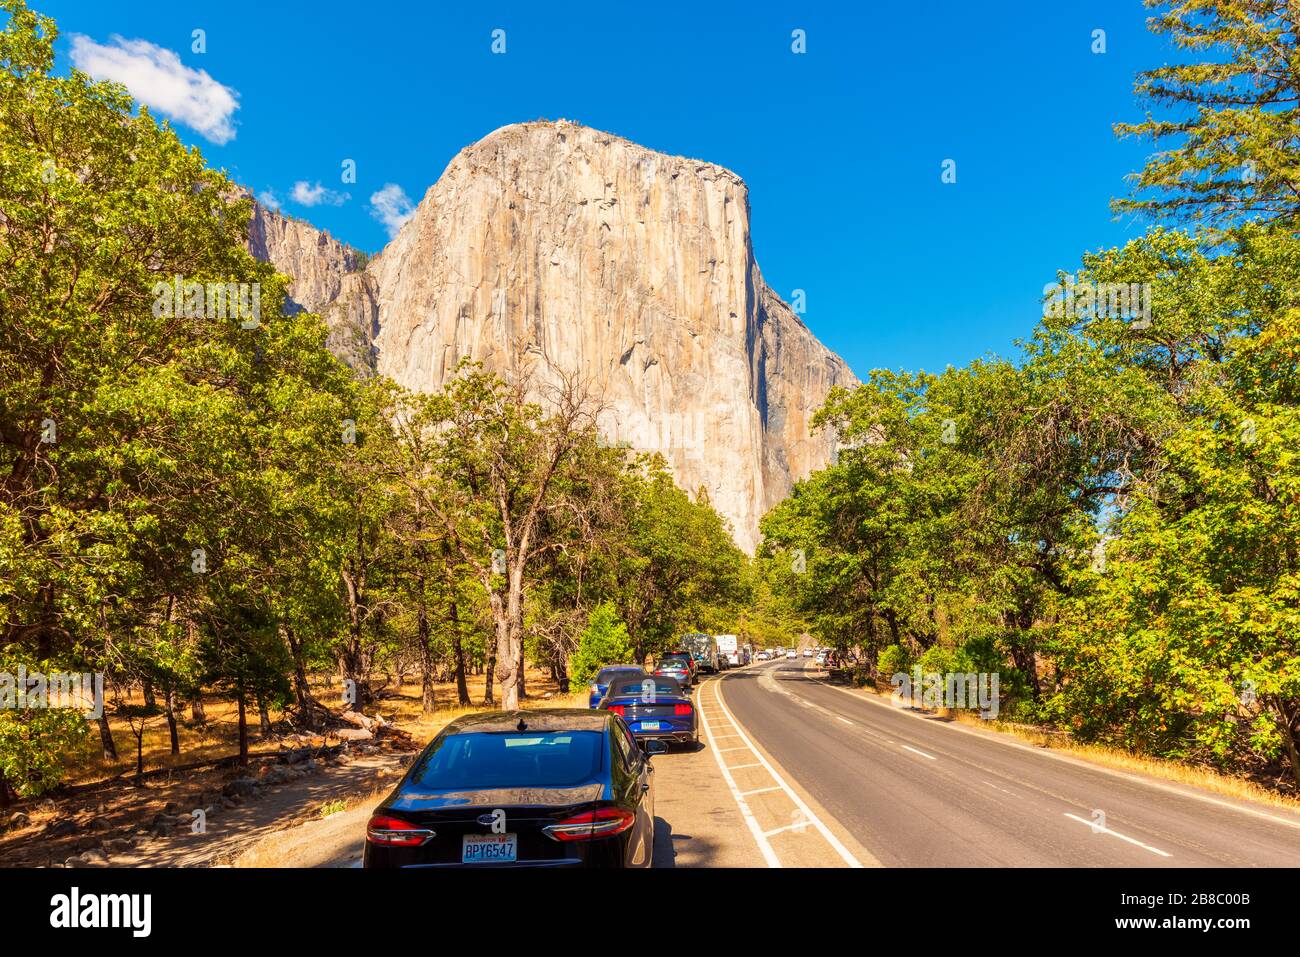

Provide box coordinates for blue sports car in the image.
[598,676,697,750]
[588,665,647,708]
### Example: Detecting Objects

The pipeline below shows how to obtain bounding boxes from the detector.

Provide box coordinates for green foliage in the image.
[877,644,909,679]
[569,603,635,685]
[0,0,359,779]
[1114,0,1300,227]
[761,222,1300,786]
[0,651,89,798]
[0,699,87,798]
[604,457,748,659]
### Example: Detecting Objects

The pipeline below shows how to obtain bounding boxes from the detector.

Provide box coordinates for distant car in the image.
[660,651,697,684]
[785,650,797,659]
[363,708,660,868]
[600,676,697,749]
[803,648,813,658]
[814,652,827,666]
[588,665,647,708]
[715,655,729,671]
[653,657,693,689]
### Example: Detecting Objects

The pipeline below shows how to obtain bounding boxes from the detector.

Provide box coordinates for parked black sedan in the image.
[363,709,662,868]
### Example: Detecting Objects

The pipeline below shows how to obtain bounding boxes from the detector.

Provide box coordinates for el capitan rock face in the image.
[247,121,855,551]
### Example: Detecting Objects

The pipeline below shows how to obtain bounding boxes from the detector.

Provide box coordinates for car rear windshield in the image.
[610,679,682,698]
[410,731,604,789]
[596,667,641,683]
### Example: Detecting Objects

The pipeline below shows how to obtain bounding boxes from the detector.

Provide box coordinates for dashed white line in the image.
[1063,813,1173,858]
[901,745,937,761]
[812,675,1300,834]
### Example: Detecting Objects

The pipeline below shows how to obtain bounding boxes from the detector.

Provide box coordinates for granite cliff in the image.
[246,121,855,551]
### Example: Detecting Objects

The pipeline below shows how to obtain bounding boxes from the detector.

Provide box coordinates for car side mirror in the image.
[642,739,668,756]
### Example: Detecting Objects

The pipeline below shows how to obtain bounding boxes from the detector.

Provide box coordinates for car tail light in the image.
[366,814,434,846]
[543,808,637,842]
[673,704,692,716]
[608,705,625,716]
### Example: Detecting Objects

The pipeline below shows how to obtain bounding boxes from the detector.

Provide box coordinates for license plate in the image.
[640,721,661,731]
[462,833,517,863]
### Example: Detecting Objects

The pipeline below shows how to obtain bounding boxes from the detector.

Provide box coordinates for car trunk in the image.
[615,701,685,721]
[383,783,609,866]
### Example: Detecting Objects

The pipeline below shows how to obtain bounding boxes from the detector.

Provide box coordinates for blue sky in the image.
[34,0,1173,377]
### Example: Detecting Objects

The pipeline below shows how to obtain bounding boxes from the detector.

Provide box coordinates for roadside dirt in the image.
[0,740,414,868]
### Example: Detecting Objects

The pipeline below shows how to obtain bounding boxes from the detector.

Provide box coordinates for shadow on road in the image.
[652,816,677,867]
[652,815,727,868]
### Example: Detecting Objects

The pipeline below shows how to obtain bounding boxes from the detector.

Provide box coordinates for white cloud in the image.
[290,180,350,207]
[69,34,239,145]
[370,183,415,237]
[256,188,281,211]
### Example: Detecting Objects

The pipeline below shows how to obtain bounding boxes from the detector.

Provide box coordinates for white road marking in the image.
[696,679,781,868]
[837,716,854,726]
[901,745,937,761]
[726,762,762,770]
[1063,812,1173,858]
[740,786,782,797]
[714,671,864,868]
[814,676,1300,834]
[763,822,810,837]
[717,746,749,753]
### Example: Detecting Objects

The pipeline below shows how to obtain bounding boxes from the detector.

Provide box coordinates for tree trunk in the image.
[1276,703,1300,792]
[134,729,144,781]
[453,630,471,706]
[418,598,436,714]
[0,768,11,809]
[97,710,118,761]
[164,686,180,756]
[493,567,526,710]
[257,694,272,735]
[283,626,316,729]
[340,559,373,708]
[483,645,496,705]
[142,677,156,710]
[236,690,249,767]
[549,658,571,694]
[190,694,206,723]
[36,583,53,660]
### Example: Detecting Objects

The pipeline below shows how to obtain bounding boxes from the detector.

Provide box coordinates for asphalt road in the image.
[718,659,1300,867]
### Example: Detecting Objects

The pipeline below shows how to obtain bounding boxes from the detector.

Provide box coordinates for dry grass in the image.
[946,709,1300,811]
[62,668,589,787]
[228,783,394,869]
